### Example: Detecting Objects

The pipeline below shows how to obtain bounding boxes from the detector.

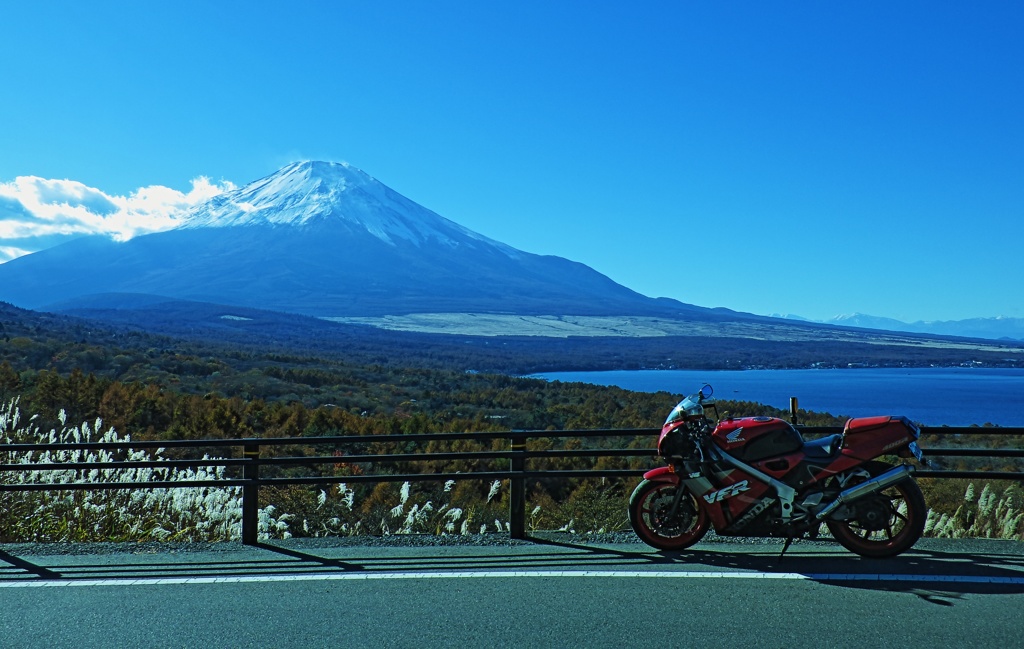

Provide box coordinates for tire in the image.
[825,461,927,559]
[628,479,709,551]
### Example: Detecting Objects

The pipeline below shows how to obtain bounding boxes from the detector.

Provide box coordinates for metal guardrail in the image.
[1,426,1022,544]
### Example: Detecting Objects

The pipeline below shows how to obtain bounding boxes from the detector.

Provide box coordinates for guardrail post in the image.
[790,397,799,426]
[509,434,526,539]
[241,441,260,545]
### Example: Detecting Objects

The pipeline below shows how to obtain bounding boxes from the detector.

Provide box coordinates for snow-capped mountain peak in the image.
[179,160,513,252]
[0,160,683,318]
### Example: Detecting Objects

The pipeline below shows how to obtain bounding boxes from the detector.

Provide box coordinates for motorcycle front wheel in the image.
[825,461,927,559]
[628,479,709,551]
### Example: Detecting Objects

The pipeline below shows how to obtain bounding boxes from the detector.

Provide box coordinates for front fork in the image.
[643,464,716,520]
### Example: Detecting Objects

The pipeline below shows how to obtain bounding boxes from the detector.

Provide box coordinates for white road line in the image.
[1,570,1023,588]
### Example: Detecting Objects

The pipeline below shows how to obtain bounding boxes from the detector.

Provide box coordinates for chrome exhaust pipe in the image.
[815,464,915,520]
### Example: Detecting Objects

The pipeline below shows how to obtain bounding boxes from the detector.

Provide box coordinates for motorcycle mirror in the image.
[699,383,713,400]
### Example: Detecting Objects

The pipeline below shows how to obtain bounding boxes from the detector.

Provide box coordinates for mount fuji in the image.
[0,161,701,319]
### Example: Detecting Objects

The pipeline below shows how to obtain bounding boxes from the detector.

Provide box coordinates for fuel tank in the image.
[712,416,804,463]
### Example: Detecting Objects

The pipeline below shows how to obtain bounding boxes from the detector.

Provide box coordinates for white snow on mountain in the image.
[766,313,811,322]
[180,161,519,256]
[828,313,909,329]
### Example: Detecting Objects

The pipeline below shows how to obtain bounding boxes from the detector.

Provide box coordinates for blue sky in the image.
[1,2,1021,322]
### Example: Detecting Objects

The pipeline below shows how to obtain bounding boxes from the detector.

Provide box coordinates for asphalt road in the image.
[1,537,1022,649]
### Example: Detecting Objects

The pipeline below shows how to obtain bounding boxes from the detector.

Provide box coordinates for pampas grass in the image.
[925,481,1023,540]
[0,399,510,542]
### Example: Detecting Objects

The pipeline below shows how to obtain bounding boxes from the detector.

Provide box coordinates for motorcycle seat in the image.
[802,434,842,459]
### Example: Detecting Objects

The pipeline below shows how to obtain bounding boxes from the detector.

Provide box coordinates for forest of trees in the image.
[1,300,1021,541]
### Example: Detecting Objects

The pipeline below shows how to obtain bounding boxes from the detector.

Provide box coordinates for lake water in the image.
[532,368,1024,427]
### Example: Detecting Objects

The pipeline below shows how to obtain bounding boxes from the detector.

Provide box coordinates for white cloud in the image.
[0,245,33,264]
[0,174,235,262]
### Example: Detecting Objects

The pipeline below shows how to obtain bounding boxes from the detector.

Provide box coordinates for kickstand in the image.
[779,537,794,559]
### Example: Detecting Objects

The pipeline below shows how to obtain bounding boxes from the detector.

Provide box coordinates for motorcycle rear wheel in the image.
[825,461,927,559]
[628,479,709,551]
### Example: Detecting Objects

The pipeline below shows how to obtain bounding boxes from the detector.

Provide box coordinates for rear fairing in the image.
[840,416,920,460]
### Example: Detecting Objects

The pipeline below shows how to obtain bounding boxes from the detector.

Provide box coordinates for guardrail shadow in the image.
[0,546,348,582]
[2,539,1022,604]
[0,548,61,580]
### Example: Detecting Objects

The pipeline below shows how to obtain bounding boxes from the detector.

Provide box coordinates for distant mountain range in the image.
[770,313,1024,342]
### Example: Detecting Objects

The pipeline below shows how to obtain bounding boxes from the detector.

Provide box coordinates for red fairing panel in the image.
[642,465,679,483]
[841,416,916,460]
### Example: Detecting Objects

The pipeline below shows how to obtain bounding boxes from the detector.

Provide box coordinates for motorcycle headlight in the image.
[659,427,697,459]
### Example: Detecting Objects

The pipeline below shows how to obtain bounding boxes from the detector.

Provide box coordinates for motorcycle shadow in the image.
[661,540,1024,601]
[532,536,1024,602]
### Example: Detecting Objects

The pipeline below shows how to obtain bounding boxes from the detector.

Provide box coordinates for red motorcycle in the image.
[628,384,928,558]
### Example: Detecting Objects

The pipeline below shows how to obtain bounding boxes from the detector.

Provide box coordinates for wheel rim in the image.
[828,480,921,554]
[633,483,706,546]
